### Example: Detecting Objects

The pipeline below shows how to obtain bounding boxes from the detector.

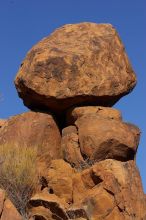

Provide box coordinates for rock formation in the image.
[0,111,61,179]
[15,23,136,113]
[0,22,145,219]
[0,119,6,128]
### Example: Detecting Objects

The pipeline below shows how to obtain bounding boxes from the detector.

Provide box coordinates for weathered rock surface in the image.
[75,113,140,164]
[28,159,146,220]
[0,119,6,128]
[4,21,145,220]
[0,111,61,177]
[28,188,89,220]
[46,159,75,204]
[28,192,69,220]
[62,107,140,167]
[0,189,22,220]
[66,106,122,125]
[73,159,146,219]
[61,126,84,167]
[15,22,136,113]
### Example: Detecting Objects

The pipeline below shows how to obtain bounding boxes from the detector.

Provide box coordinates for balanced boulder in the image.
[15,22,136,113]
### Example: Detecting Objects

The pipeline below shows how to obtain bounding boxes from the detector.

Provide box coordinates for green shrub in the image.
[0,143,39,219]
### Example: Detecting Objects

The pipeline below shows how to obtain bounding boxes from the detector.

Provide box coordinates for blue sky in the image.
[0,0,146,192]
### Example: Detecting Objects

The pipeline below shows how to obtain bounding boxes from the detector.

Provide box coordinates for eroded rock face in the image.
[0,111,61,177]
[15,22,136,113]
[28,159,146,220]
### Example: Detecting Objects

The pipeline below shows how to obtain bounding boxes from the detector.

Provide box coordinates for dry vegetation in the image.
[0,143,39,219]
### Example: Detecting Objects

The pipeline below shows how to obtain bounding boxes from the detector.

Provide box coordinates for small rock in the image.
[66,106,122,125]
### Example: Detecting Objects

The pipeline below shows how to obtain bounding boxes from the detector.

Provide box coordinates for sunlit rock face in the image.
[15,22,136,113]
[0,111,62,178]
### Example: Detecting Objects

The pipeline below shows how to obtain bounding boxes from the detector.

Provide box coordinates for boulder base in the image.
[28,159,146,220]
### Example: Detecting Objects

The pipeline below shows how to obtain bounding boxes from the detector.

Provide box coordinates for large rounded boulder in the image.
[15,22,136,113]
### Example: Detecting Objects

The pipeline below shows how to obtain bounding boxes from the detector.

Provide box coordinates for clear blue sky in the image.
[0,0,146,192]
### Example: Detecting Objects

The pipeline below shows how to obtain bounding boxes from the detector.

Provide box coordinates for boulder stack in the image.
[0,22,145,219]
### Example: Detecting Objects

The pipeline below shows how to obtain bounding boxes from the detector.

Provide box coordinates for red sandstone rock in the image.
[15,23,136,113]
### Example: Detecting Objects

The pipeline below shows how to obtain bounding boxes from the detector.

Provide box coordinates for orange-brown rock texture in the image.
[0,111,62,178]
[15,23,136,113]
[0,22,145,219]
[28,160,146,220]
[0,119,6,128]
